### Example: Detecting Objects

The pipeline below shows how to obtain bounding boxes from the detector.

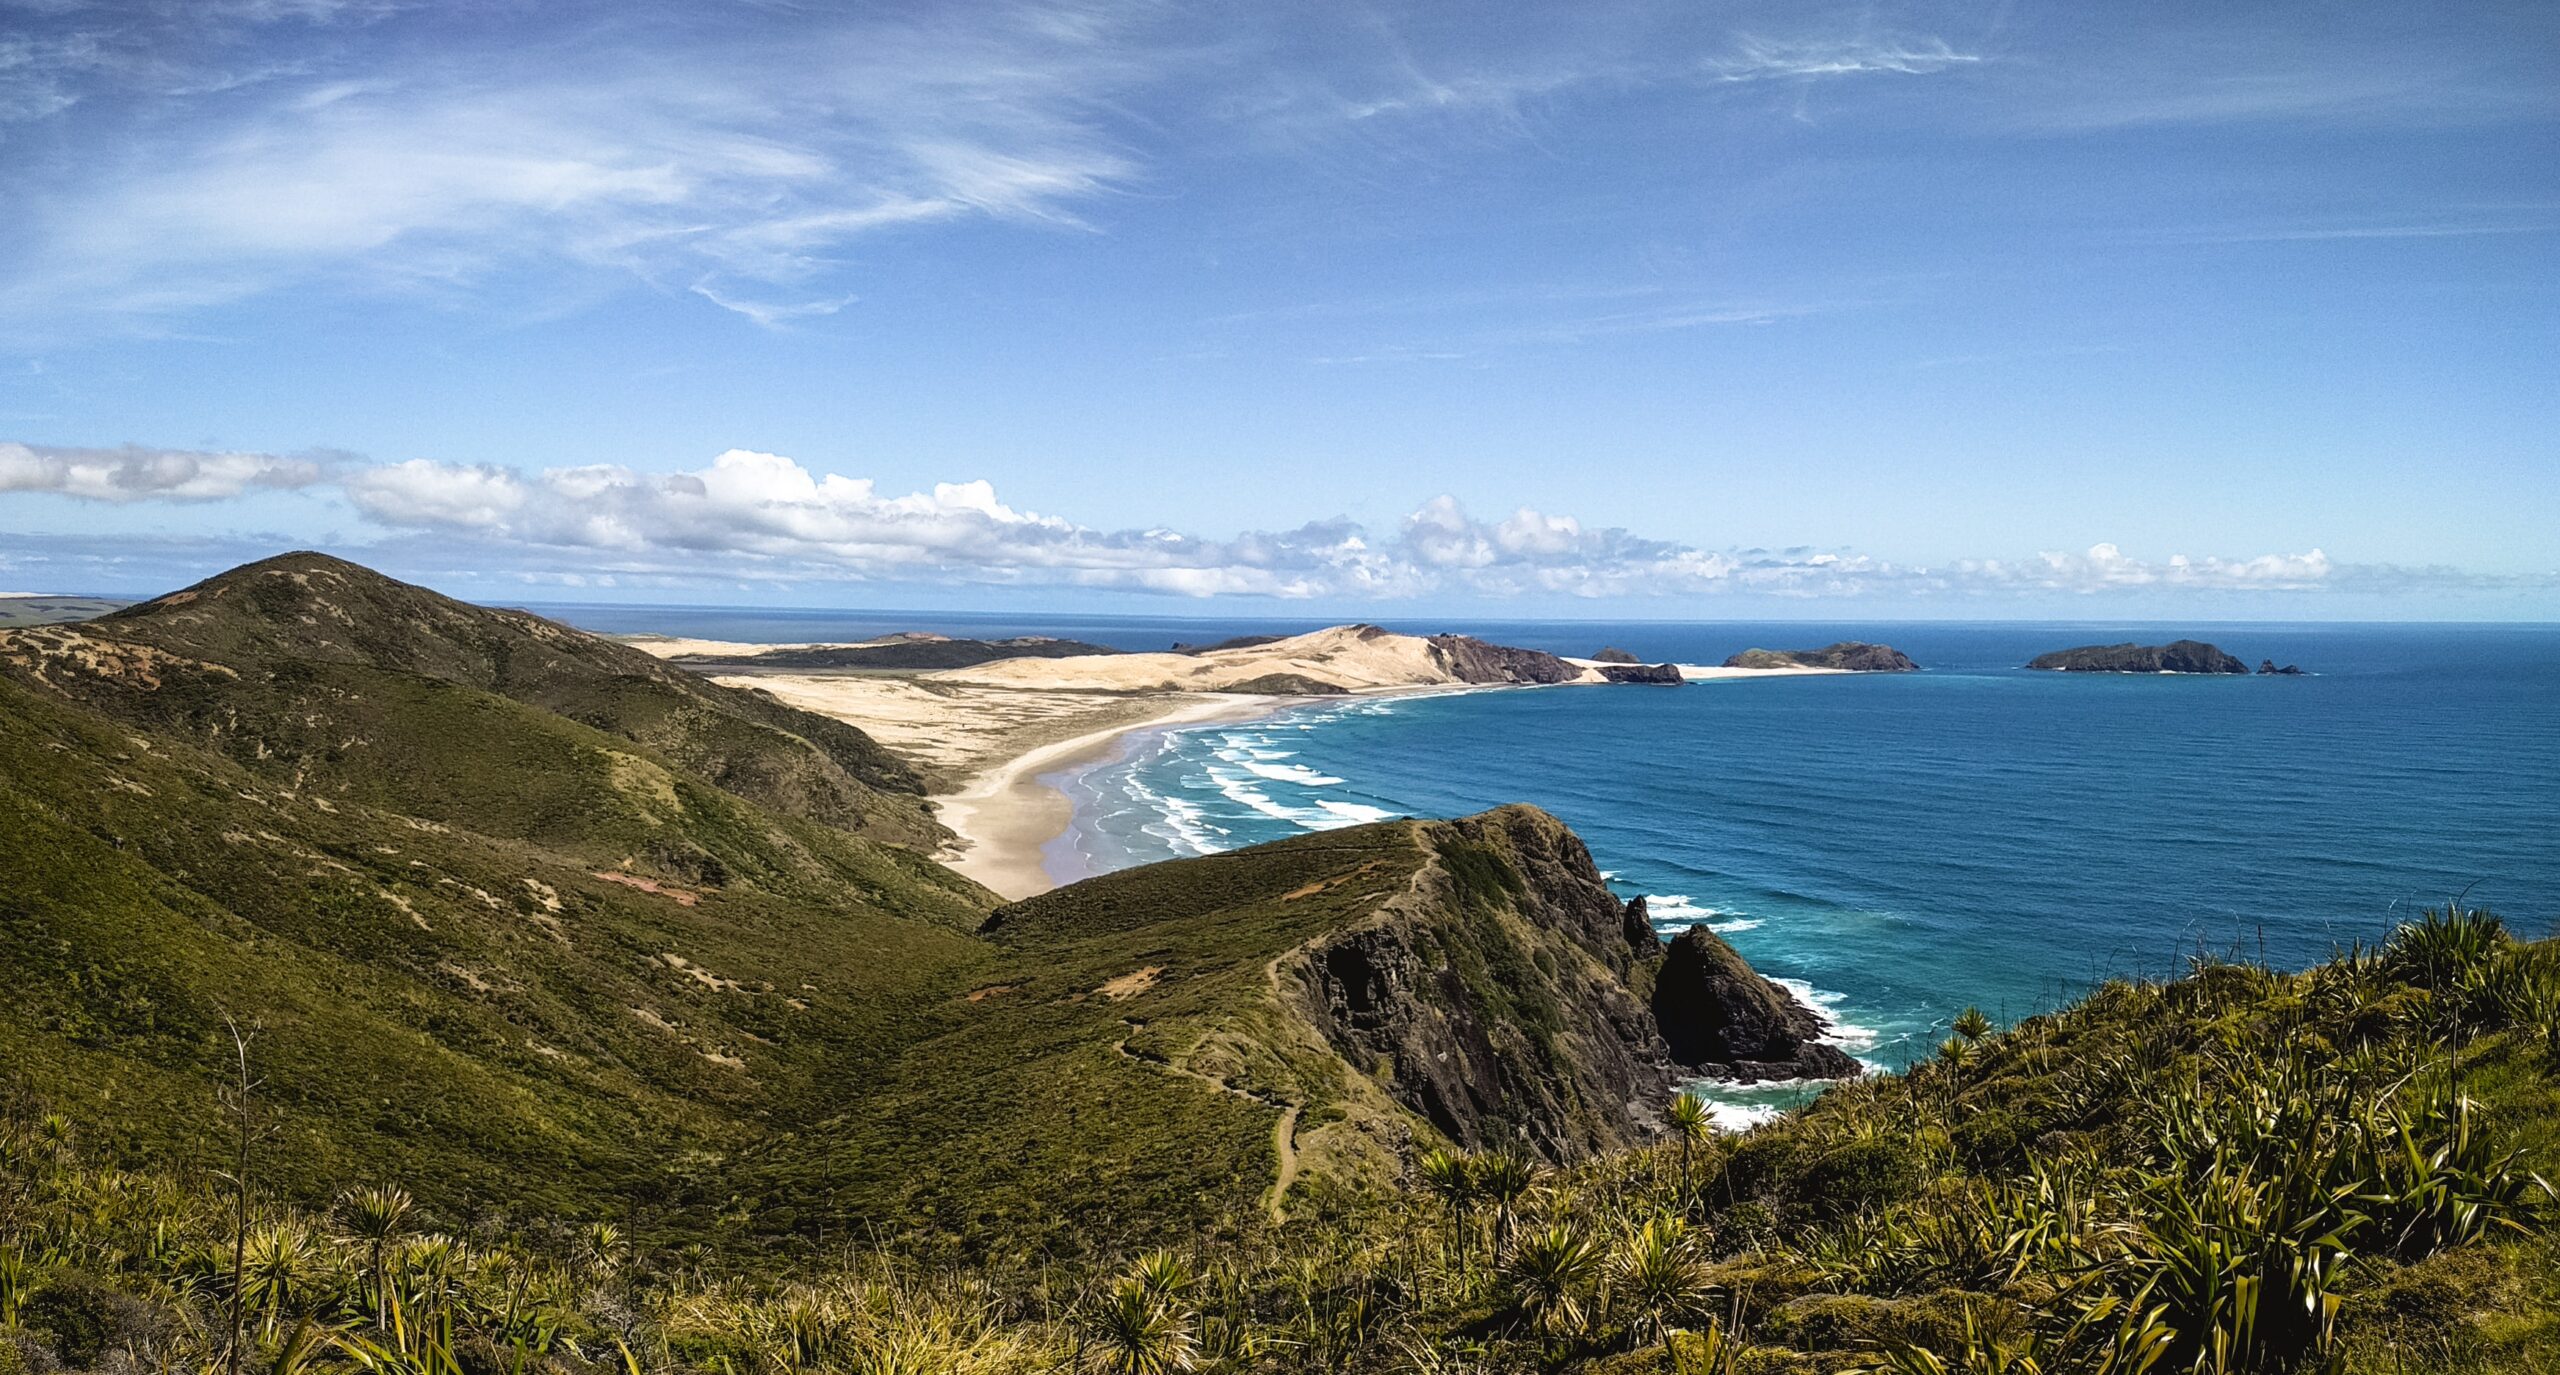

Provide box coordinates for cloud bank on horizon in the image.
[1,441,2534,608]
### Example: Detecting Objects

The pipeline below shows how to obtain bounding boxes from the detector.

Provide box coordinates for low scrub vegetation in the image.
[4,909,2554,1373]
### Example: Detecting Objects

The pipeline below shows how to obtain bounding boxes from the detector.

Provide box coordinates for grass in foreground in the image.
[4,907,2556,1374]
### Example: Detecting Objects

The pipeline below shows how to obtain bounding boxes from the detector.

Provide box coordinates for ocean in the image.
[544,606,2560,1120]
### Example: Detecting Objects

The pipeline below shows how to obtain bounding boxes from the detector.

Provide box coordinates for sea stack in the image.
[1649,925,1861,1083]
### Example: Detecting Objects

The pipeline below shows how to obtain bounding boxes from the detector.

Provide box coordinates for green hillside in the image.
[4,909,2552,1373]
[28,552,938,847]
[0,557,1713,1261]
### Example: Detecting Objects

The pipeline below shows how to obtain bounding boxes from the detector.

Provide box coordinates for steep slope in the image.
[20,552,939,846]
[0,671,994,1224]
[762,805,1849,1254]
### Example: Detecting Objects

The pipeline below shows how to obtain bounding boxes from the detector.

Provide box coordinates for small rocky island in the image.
[2026,640,2249,674]
[1723,641,1919,672]
[2259,659,2305,676]
[1590,646,1640,663]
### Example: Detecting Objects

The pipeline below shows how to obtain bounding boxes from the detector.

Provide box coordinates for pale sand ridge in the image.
[927,623,1598,693]
[659,623,1856,901]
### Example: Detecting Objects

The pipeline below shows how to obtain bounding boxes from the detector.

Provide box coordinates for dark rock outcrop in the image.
[1218,672,1350,696]
[1290,807,1859,1159]
[1424,634,1587,685]
[1724,642,1919,672]
[2258,659,2304,676]
[1598,662,1684,685]
[1650,926,1862,1083]
[1591,646,1641,664]
[2026,640,2248,674]
[1294,808,1680,1156]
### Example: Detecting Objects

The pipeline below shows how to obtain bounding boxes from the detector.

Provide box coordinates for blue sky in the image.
[0,0,2553,617]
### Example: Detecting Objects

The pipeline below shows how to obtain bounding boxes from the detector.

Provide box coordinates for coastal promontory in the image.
[1723,641,1919,672]
[2026,640,2249,674]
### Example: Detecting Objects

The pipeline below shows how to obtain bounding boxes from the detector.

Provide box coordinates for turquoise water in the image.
[542,604,2560,1098]
[1047,623,2560,1086]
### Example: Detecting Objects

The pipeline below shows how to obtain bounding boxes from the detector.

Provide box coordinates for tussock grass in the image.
[5,911,2553,1373]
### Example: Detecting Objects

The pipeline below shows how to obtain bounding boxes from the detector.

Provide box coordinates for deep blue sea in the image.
[542,606,2560,1121]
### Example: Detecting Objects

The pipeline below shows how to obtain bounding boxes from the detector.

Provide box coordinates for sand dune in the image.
[673,623,1853,900]
[928,623,1598,693]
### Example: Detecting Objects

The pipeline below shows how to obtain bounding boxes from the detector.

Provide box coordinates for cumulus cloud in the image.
[0,442,330,502]
[9,439,2524,604]
[309,447,2413,603]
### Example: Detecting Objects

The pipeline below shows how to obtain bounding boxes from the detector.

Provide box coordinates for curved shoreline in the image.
[930,693,1291,900]
[931,666,1861,901]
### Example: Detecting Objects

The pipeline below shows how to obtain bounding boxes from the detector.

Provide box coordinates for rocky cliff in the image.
[1424,634,1588,685]
[2026,640,2249,674]
[1291,807,1682,1156]
[1724,642,1919,672]
[971,802,1860,1218]
[1284,807,1857,1159]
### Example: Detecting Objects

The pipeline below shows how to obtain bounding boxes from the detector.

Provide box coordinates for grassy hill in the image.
[22,552,939,847]
[0,555,1722,1264]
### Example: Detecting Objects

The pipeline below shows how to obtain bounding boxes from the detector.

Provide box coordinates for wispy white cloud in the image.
[0,1,1149,337]
[1704,36,1981,83]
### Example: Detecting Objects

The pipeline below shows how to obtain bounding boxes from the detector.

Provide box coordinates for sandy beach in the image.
[644,628,1859,902]
[926,692,1285,899]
